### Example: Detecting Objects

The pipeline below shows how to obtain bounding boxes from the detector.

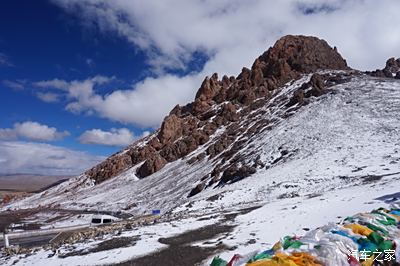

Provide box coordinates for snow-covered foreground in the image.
[2,174,400,266]
[201,176,400,264]
[2,74,400,265]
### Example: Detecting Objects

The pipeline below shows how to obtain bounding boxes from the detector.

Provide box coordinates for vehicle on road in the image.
[90,214,118,226]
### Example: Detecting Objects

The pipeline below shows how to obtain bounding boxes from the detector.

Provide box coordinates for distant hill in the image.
[0,174,71,193]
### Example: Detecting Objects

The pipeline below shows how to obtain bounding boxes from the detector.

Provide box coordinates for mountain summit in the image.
[85,35,349,184]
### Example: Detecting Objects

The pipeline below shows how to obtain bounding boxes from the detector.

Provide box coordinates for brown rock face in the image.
[85,153,132,184]
[258,35,349,80]
[160,136,197,162]
[195,73,221,101]
[158,114,183,145]
[130,145,156,165]
[220,102,239,122]
[148,137,162,151]
[136,154,167,178]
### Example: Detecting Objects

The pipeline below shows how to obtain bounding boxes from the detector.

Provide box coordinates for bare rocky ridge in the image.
[85,35,351,191]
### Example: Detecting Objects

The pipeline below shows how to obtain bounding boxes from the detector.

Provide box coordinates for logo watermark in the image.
[348,249,396,262]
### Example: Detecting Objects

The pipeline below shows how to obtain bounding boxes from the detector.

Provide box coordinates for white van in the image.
[90,214,117,226]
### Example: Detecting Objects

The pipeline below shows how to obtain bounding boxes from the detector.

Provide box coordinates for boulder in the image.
[307,73,325,97]
[220,165,257,184]
[188,182,206,197]
[136,154,167,178]
[286,89,304,107]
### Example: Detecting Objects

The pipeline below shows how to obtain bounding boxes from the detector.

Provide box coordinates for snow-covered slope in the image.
[2,36,400,266]
[6,73,400,220]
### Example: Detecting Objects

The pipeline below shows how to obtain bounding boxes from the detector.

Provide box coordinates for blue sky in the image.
[1,0,399,175]
[0,0,148,153]
[0,0,154,174]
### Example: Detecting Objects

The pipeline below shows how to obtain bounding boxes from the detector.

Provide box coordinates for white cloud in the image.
[0,121,70,141]
[46,0,400,127]
[89,74,200,127]
[36,92,60,103]
[33,78,71,90]
[0,141,104,175]
[79,128,139,146]
[51,0,400,72]
[34,75,198,128]
[2,80,25,90]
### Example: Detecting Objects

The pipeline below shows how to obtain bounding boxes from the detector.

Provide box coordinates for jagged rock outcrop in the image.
[367,57,400,79]
[84,35,350,186]
[158,114,183,145]
[195,73,221,102]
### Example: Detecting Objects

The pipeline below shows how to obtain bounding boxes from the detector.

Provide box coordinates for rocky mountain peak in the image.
[84,35,352,185]
[258,35,348,76]
[192,35,349,113]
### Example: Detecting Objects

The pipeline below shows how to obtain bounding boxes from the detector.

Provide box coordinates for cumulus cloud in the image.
[34,75,198,127]
[79,128,141,146]
[0,141,104,175]
[0,121,70,141]
[88,74,199,127]
[46,0,400,127]
[52,0,400,71]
